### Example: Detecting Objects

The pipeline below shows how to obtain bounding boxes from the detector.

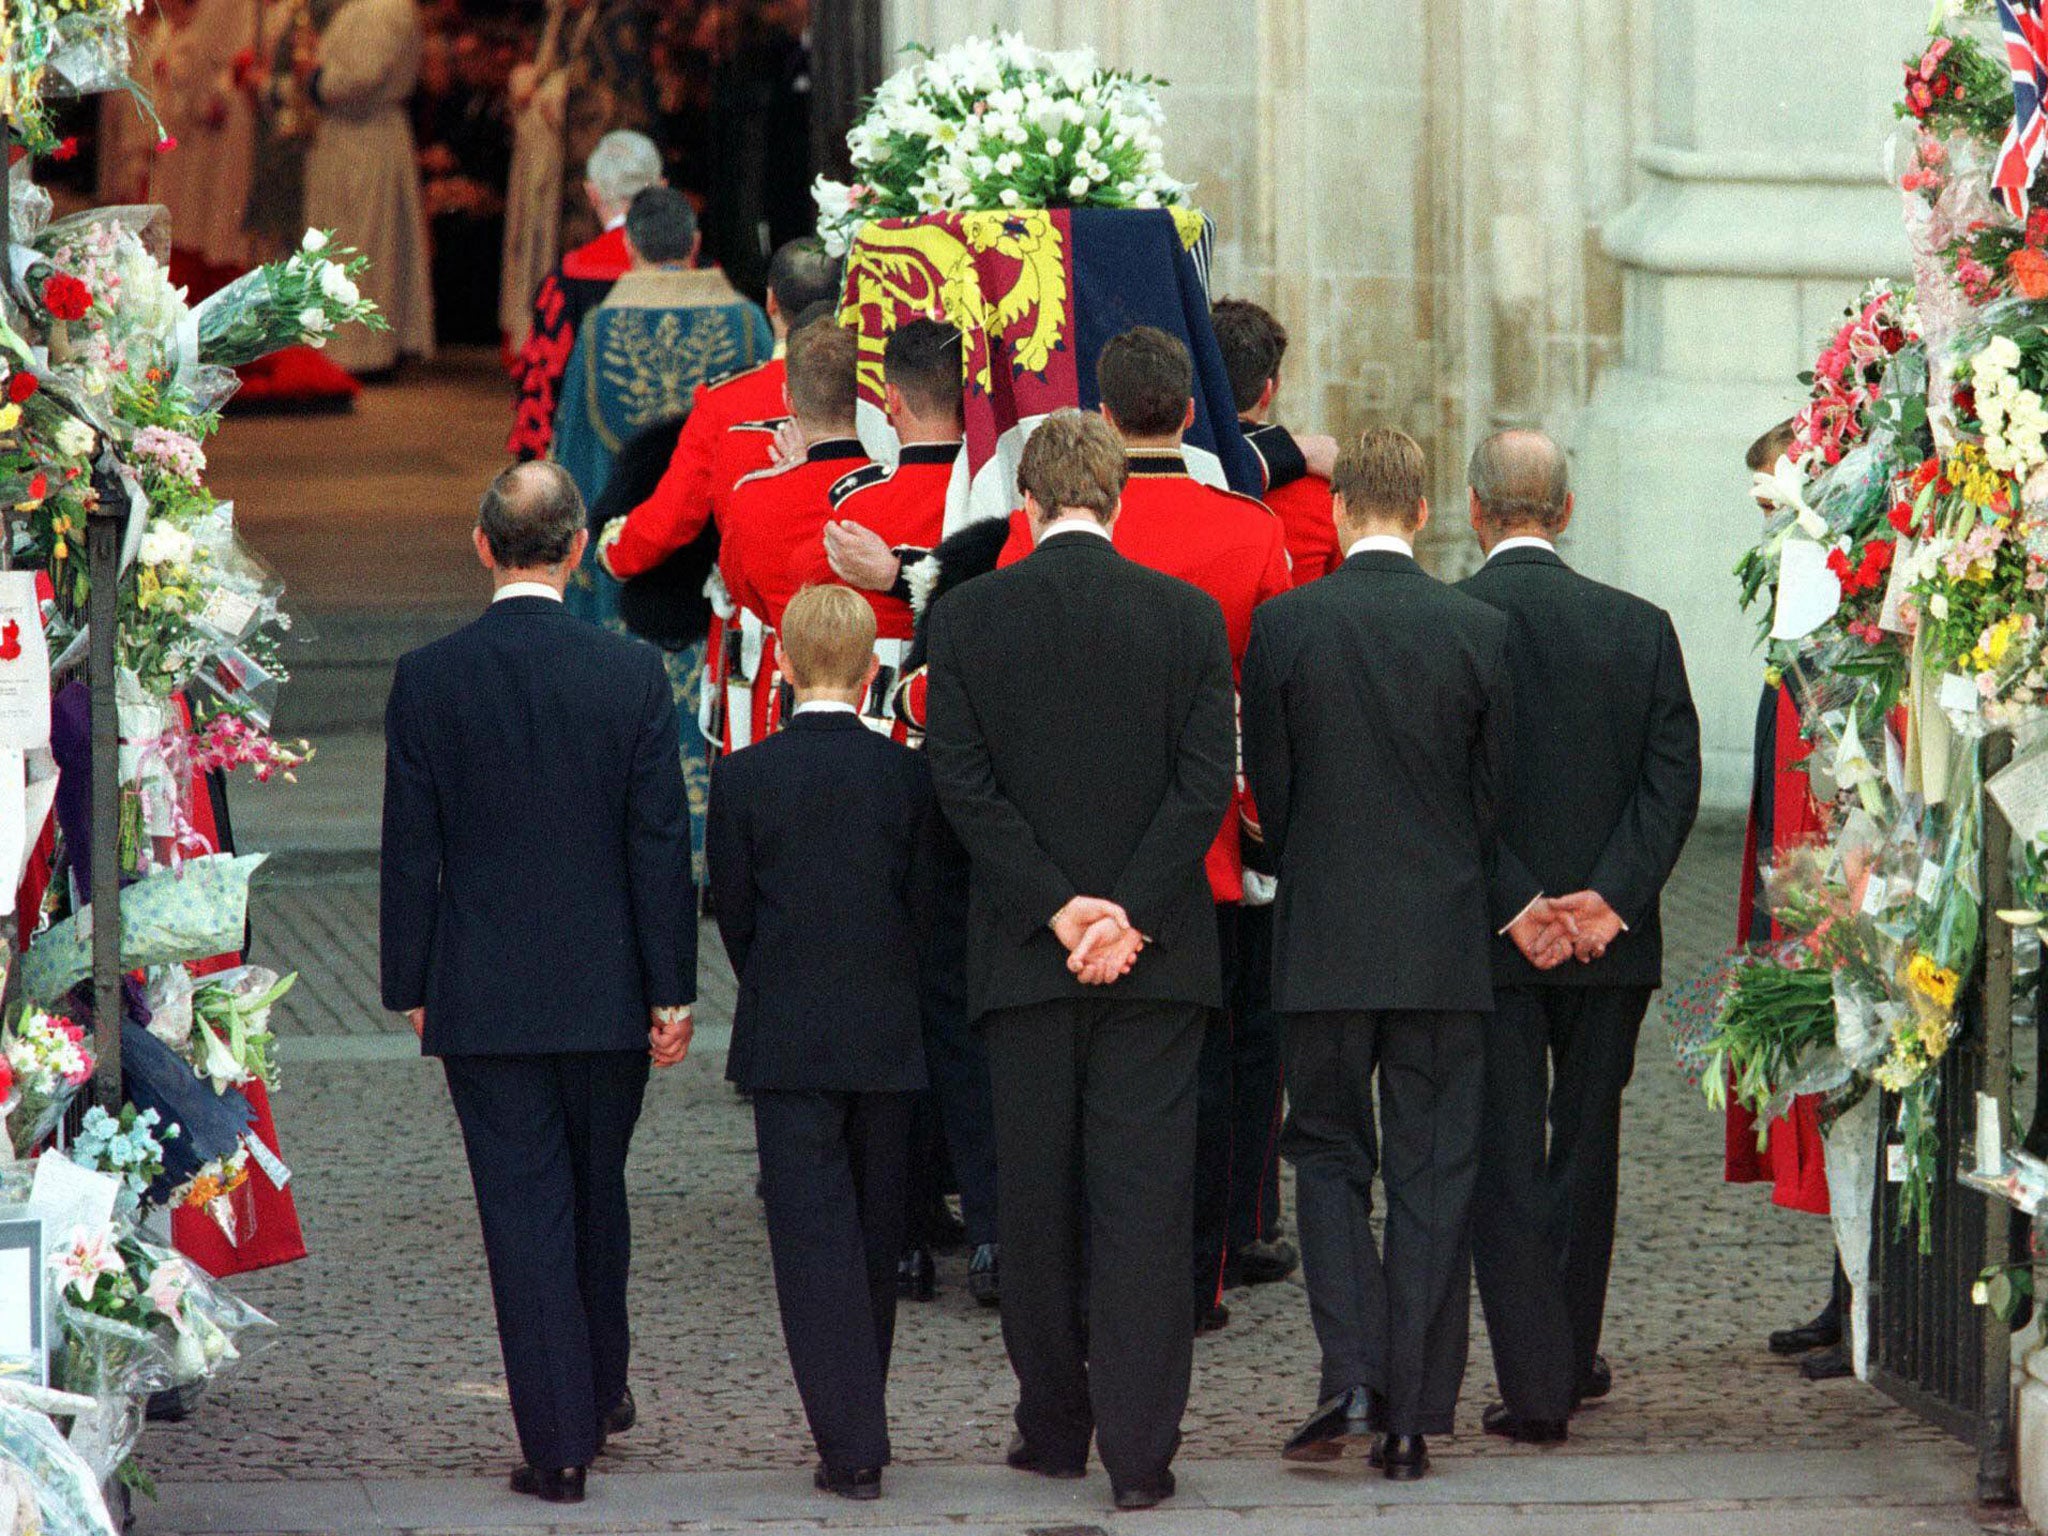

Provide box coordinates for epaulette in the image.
[828,462,893,508]
[733,416,789,434]
[1242,421,1308,493]
[732,459,796,493]
[704,357,777,393]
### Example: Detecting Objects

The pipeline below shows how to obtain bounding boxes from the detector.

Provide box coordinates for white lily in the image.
[1752,454,1826,538]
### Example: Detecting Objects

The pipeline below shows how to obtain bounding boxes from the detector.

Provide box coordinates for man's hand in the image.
[1507,898,1576,971]
[407,1007,425,1040]
[1051,895,1132,958]
[1298,433,1340,481]
[649,1006,693,1068]
[824,520,901,592]
[1074,923,1145,985]
[770,418,808,469]
[1552,891,1625,963]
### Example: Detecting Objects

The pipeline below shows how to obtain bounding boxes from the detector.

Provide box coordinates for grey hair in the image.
[585,130,663,205]
[478,462,585,568]
[1468,429,1569,532]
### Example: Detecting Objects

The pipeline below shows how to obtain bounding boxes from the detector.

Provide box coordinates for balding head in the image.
[1467,429,1571,544]
[477,461,586,575]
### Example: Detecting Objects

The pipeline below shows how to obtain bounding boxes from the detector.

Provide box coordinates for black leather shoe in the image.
[1573,1354,1613,1406]
[509,1465,587,1503]
[1281,1385,1376,1462]
[1196,1301,1230,1335]
[1799,1342,1853,1380]
[968,1243,1001,1307]
[815,1464,883,1500]
[603,1385,637,1437]
[1482,1401,1568,1444]
[1112,1469,1176,1510]
[1006,1432,1087,1479]
[1229,1238,1299,1286]
[1768,1305,1843,1356]
[1379,1434,1429,1482]
[897,1246,936,1301]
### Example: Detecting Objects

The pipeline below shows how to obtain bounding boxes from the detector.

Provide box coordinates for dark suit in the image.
[925,528,1235,1490]
[1241,546,1512,1436]
[707,708,934,1471]
[1457,543,1700,1418]
[380,593,695,1471]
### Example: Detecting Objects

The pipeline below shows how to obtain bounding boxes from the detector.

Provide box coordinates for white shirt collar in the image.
[1036,516,1114,545]
[492,581,564,604]
[1346,533,1414,558]
[793,700,858,716]
[603,213,627,233]
[1487,535,1557,562]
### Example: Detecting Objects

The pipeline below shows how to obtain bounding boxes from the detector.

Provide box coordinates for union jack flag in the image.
[1996,0,2048,216]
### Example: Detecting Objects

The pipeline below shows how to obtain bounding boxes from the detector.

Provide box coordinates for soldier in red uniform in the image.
[720,318,872,738]
[1212,299,1343,586]
[993,327,1291,1333]
[599,240,842,578]
[802,319,964,643]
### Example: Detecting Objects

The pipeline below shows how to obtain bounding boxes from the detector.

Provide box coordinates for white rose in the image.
[1069,175,1091,199]
[318,264,360,307]
[54,419,95,458]
[1134,189,1160,209]
[300,228,329,253]
[1045,138,1065,157]
[999,188,1022,208]
[137,521,196,568]
[300,307,332,335]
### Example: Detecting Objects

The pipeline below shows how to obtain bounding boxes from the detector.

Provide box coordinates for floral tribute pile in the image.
[1711,0,2048,1255]
[0,3,378,1523]
[811,32,1189,256]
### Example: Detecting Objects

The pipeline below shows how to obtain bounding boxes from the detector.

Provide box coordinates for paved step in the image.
[271,610,469,736]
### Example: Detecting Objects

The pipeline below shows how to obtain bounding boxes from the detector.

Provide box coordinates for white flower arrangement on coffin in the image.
[812,32,1192,256]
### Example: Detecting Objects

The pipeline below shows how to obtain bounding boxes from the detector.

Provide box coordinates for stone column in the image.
[1572,0,1916,808]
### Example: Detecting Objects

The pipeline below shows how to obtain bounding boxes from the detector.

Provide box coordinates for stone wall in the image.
[879,0,1920,803]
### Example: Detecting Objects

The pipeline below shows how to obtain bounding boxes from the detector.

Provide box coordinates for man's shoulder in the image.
[828,461,894,508]
[1463,554,1671,632]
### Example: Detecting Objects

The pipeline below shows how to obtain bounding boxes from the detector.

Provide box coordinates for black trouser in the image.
[983,997,1204,1489]
[753,1089,915,1472]
[1192,904,1239,1308]
[1280,1009,1484,1436]
[1473,985,1651,1418]
[442,1051,650,1471]
[916,824,999,1247]
[1227,902,1285,1253]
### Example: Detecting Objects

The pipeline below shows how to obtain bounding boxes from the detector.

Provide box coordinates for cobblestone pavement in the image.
[141,816,1962,1487]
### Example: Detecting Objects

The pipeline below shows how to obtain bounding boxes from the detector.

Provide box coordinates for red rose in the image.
[155,135,178,154]
[39,274,91,322]
[25,474,47,504]
[1908,80,1935,115]
[1955,384,1978,420]
[1826,548,1852,582]
[1889,501,1917,534]
[1933,76,1951,98]
[4,373,35,404]
[1863,539,1895,580]
[1879,326,1907,352]
[49,138,78,163]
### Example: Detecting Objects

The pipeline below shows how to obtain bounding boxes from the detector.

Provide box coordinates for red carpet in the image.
[170,251,362,413]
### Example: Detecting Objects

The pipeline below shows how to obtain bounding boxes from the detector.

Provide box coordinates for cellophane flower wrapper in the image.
[131,1241,276,1386]
[1664,948,1742,1089]
[53,1305,168,1481]
[22,852,266,1004]
[186,504,286,648]
[194,644,280,732]
[189,966,292,1092]
[0,1396,119,1536]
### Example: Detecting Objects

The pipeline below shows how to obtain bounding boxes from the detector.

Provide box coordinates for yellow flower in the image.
[0,405,18,433]
[1907,952,1961,1012]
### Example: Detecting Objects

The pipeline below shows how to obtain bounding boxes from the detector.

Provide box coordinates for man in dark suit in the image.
[706,584,935,1501]
[380,462,696,1505]
[1456,430,1701,1441]
[924,409,1235,1511]
[1241,427,1513,1482]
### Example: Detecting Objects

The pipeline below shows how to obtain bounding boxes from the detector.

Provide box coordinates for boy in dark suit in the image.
[706,584,934,1502]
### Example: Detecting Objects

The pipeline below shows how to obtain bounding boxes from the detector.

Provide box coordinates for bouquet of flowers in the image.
[192,231,386,368]
[0,0,150,152]
[812,32,1190,255]
[1789,283,1918,470]
[1700,952,1838,1130]
[67,1105,172,1211]
[4,1010,94,1159]
[188,967,294,1093]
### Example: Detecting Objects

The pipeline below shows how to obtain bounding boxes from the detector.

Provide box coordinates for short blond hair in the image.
[781,584,876,691]
[1334,427,1427,528]
[1018,409,1128,521]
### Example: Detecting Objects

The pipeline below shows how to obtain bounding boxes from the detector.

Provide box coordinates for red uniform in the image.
[605,358,789,578]
[794,442,961,641]
[723,438,874,631]
[1242,419,1341,584]
[997,449,1292,901]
